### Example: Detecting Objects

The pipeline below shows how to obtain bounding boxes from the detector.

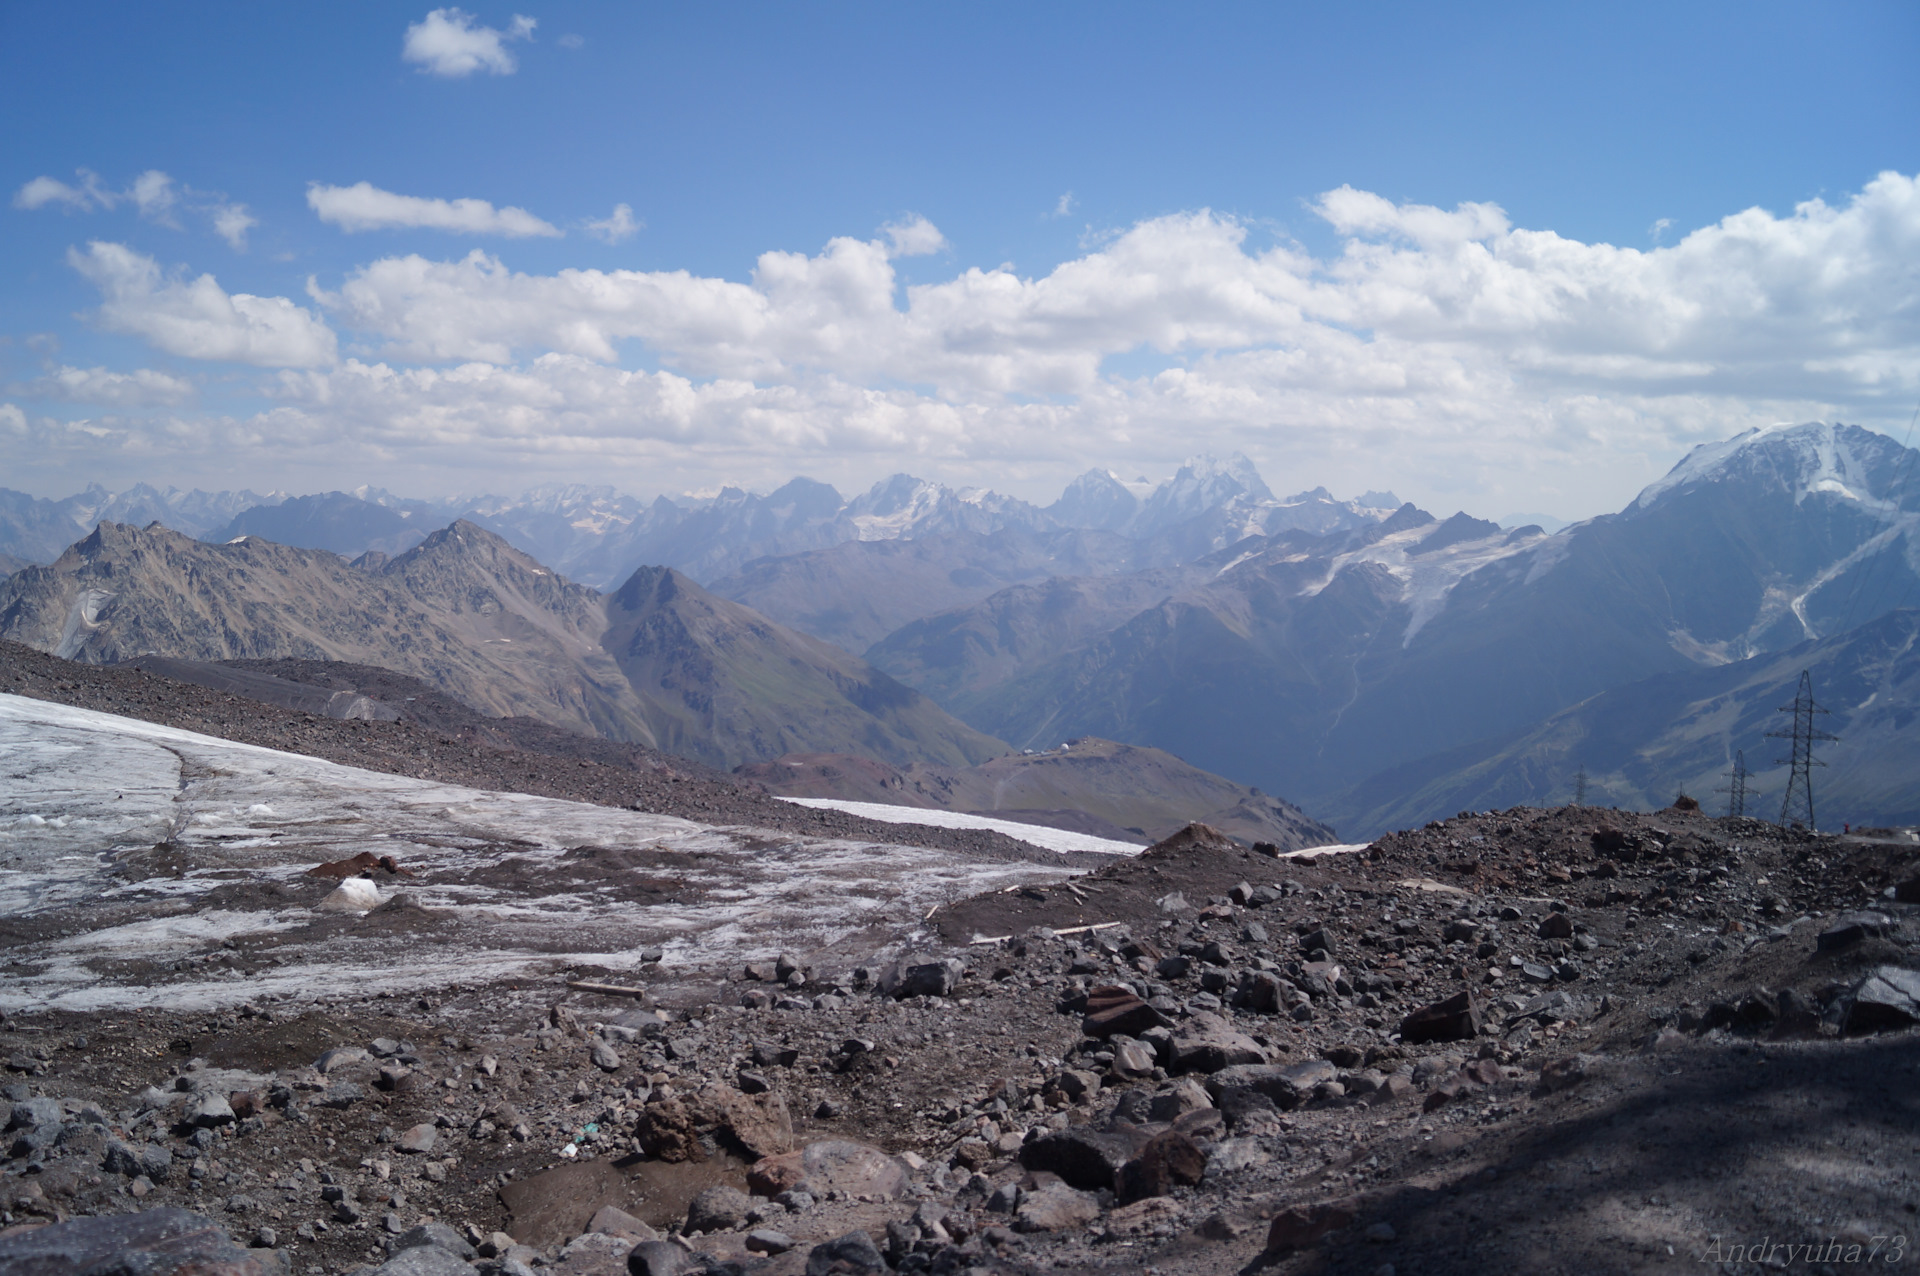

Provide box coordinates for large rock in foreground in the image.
[0,1208,284,1276]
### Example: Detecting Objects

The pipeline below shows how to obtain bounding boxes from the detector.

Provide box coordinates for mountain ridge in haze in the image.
[0,518,1008,771]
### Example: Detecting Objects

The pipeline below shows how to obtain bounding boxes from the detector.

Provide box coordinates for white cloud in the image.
[585,203,640,243]
[15,365,197,408]
[303,174,1920,429]
[20,174,1920,516]
[13,169,258,251]
[402,8,535,77]
[128,170,178,225]
[307,181,562,237]
[557,33,583,49]
[883,215,947,258]
[68,241,338,368]
[13,171,114,211]
[211,204,259,251]
[0,403,26,437]
[1053,192,1075,218]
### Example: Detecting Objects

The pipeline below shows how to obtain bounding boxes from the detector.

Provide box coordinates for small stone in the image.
[396,1123,438,1154]
[189,1092,235,1127]
[590,1041,622,1072]
[1365,1221,1397,1242]
[736,1069,770,1094]
[745,1228,795,1254]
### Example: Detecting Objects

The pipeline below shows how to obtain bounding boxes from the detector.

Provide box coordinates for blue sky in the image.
[3,1,1917,517]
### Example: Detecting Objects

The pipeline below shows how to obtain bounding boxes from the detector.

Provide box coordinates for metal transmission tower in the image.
[1572,767,1589,806]
[1718,749,1757,818]
[1766,671,1838,829]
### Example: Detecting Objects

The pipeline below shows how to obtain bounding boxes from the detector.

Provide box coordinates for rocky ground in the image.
[4,777,1919,1275]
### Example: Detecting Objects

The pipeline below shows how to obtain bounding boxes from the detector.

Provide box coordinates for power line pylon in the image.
[1718,748,1756,818]
[1572,766,1589,807]
[1766,670,1838,830]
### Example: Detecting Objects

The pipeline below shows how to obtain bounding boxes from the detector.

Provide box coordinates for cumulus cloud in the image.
[584,203,640,243]
[20,174,1920,514]
[14,365,197,408]
[68,242,338,368]
[300,174,1920,430]
[307,181,562,237]
[402,8,535,77]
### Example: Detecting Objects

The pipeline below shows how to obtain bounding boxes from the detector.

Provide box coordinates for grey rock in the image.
[1019,1125,1150,1190]
[587,1204,657,1240]
[1847,965,1920,1032]
[8,1096,61,1130]
[1169,1011,1267,1073]
[627,1240,705,1276]
[368,1247,477,1276]
[396,1122,438,1154]
[590,1041,623,1072]
[686,1183,754,1233]
[746,1228,795,1254]
[1205,1137,1270,1177]
[140,1142,175,1181]
[1819,913,1895,952]
[1014,1182,1102,1233]
[190,1092,235,1127]
[0,1207,282,1276]
[393,1220,478,1259]
[883,957,962,999]
[806,1230,888,1274]
[314,1081,365,1109]
[314,1046,369,1073]
[1147,1078,1212,1122]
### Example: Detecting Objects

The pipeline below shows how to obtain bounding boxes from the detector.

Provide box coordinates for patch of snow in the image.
[0,694,1087,1013]
[776,797,1142,855]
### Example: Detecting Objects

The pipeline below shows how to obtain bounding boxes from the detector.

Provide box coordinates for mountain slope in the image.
[1320,609,1920,835]
[214,491,433,557]
[0,519,657,742]
[707,527,1166,655]
[601,565,1011,770]
[735,736,1338,849]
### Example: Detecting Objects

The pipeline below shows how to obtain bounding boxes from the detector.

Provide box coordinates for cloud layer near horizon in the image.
[13,174,1920,509]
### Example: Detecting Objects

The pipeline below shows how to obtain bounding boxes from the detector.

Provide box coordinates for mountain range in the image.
[862,422,1917,833]
[0,519,1000,771]
[0,454,1395,592]
[3,422,1913,839]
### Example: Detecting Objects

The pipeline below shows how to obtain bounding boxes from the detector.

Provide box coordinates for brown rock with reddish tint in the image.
[1116,1130,1207,1203]
[746,1140,909,1202]
[636,1097,703,1163]
[1399,989,1484,1044]
[1265,1196,1362,1253]
[1082,987,1172,1038]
